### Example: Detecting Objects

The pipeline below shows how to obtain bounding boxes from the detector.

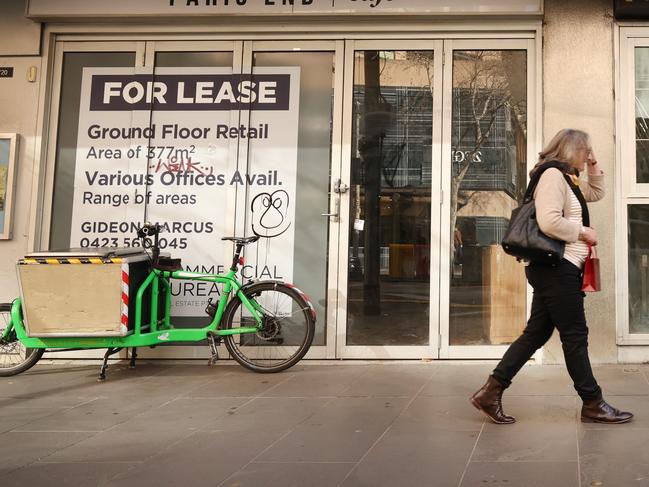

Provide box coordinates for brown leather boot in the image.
[581,397,633,424]
[470,375,515,424]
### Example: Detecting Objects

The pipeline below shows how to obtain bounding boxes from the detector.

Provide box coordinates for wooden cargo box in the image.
[17,248,150,337]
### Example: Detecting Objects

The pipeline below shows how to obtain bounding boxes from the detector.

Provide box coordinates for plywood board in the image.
[19,264,123,336]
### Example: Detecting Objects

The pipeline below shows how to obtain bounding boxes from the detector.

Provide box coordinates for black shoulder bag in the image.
[501,161,589,264]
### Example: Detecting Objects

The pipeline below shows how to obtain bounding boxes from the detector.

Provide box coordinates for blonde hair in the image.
[530,129,592,176]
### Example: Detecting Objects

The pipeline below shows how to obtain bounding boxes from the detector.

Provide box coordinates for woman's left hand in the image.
[587,150,603,175]
[587,150,597,166]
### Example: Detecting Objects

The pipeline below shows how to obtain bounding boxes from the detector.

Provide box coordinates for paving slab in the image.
[222,461,354,487]
[460,461,579,487]
[0,462,139,487]
[579,427,649,487]
[256,396,410,462]
[339,364,435,397]
[391,395,483,432]
[590,365,649,396]
[104,429,289,487]
[471,396,578,463]
[0,431,94,474]
[341,428,479,487]
[0,406,68,434]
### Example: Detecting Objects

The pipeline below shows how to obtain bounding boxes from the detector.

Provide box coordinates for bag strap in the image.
[524,161,570,202]
[524,161,590,227]
[565,175,590,227]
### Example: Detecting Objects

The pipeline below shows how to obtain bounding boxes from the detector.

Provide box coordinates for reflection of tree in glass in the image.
[363,51,435,189]
[355,50,435,315]
[450,50,527,264]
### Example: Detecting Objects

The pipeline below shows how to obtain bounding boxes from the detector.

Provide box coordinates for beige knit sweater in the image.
[533,168,605,244]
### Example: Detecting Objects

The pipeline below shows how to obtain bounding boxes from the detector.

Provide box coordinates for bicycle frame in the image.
[2,267,266,350]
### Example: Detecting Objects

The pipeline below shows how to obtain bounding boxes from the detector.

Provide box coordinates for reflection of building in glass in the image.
[452,88,525,198]
[451,51,527,248]
[449,50,528,346]
[453,84,527,249]
[347,49,434,346]
[351,85,433,277]
[352,86,432,189]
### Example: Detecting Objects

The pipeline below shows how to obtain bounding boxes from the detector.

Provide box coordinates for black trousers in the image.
[492,259,602,400]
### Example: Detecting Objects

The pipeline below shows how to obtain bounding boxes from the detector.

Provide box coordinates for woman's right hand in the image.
[579,226,598,246]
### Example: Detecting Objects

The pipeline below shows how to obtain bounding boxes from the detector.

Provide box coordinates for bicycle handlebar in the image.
[135,222,258,273]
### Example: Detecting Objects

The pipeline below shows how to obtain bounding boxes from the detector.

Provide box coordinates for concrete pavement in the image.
[0,361,647,486]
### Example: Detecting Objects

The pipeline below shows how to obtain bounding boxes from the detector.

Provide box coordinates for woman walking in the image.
[470,128,633,425]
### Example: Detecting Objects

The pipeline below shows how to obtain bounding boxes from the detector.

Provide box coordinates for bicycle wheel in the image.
[222,282,315,373]
[0,303,44,377]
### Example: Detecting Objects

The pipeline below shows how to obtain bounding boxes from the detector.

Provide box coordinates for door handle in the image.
[322,197,341,221]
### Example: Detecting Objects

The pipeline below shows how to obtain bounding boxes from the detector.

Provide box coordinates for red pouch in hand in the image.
[581,245,601,292]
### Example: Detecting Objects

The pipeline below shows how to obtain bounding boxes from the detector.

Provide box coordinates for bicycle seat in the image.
[221,236,260,244]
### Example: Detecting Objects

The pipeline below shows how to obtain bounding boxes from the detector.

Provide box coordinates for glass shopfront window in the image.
[46,36,536,359]
[448,49,528,346]
[47,40,337,356]
[612,30,649,343]
[346,49,435,346]
[242,49,335,346]
[635,47,649,184]
[622,41,649,339]
[628,205,649,334]
[50,51,138,249]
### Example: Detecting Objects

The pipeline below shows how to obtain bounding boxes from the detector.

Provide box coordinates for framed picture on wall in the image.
[0,133,19,240]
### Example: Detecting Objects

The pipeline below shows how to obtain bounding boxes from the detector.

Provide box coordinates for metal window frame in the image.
[615,26,649,345]
[439,37,541,360]
[335,39,444,360]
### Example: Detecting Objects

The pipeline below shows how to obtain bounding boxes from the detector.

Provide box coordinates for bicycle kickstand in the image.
[129,347,138,369]
[206,331,221,366]
[98,347,122,381]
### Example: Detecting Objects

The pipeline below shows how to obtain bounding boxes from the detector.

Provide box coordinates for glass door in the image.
[44,41,145,250]
[439,39,536,359]
[45,40,240,358]
[337,41,444,359]
[229,41,344,359]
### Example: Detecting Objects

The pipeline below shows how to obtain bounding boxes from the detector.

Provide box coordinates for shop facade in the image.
[1,0,646,364]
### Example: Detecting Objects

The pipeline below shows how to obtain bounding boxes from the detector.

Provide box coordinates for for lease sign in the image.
[70,67,300,317]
